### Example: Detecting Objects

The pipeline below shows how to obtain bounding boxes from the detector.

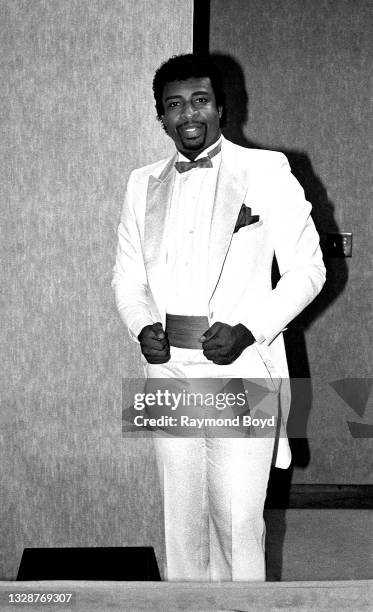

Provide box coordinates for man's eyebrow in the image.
[164,90,210,101]
[164,94,183,101]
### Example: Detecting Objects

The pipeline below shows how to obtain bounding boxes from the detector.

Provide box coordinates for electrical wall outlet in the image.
[326,232,353,257]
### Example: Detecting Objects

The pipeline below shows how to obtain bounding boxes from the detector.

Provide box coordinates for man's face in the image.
[161,77,222,160]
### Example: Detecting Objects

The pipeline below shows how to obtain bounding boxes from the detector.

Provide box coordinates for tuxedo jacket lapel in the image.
[144,154,176,317]
[144,155,176,266]
[208,139,251,299]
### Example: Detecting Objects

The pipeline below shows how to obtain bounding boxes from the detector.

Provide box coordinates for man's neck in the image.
[176,134,222,162]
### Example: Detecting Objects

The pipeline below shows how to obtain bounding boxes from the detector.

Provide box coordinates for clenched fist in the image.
[199,322,255,365]
[138,322,171,364]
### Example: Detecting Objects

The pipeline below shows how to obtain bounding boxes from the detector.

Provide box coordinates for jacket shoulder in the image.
[129,156,172,181]
[228,141,288,168]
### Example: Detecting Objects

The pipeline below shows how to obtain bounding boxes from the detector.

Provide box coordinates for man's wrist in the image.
[240,322,266,344]
[234,323,256,346]
[130,317,156,341]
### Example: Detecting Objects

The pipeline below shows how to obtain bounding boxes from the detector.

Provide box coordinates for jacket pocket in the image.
[235,219,264,234]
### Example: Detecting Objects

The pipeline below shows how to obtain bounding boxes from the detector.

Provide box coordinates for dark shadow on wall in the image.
[210,53,348,580]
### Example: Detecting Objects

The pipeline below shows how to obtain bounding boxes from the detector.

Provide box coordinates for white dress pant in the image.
[146,346,276,582]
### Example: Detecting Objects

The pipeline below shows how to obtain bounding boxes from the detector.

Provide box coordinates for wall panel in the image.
[1,0,193,579]
[210,0,373,482]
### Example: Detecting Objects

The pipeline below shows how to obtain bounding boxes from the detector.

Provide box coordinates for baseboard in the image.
[265,484,373,509]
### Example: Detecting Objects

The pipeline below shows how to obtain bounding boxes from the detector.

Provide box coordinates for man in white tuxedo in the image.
[113,54,325,581]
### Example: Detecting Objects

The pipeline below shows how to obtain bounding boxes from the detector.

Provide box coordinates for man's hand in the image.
[138,322,170,364]
[199,322,255,365]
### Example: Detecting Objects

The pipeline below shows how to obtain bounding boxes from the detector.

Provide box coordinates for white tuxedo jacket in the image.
[113,136,326,468]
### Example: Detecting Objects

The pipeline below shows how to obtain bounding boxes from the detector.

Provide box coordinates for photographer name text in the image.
[133,415,275,429]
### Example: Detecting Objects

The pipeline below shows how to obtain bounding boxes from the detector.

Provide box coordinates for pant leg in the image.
[148,350,211,581]
[153,436,210,581]
[207,437,274,581]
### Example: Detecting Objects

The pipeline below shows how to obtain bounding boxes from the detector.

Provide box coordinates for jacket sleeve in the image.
[247,155,326,345]
[112,171,155,341]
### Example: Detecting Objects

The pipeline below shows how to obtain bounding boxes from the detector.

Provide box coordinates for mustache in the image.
[177,121,205,128]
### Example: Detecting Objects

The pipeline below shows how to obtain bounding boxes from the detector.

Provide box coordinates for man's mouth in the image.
[178,123,205,138]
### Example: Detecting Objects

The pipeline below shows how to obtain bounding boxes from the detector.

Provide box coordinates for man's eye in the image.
[195,97,208,104]
[167,101,179,108]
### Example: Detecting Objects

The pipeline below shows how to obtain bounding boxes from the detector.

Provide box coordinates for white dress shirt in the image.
[165,137,222,316]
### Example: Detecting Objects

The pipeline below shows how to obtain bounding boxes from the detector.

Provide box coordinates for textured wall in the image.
[210,0,373,482]
[1,0,193,579]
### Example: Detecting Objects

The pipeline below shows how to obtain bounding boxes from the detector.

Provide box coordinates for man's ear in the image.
[218,106,223,119]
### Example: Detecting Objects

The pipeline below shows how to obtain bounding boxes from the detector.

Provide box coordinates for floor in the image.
[265,508,373,581]
[1,508,372,611]
[0,579,372,611]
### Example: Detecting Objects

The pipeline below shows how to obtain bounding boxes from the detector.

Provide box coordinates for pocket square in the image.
[234,204,260,233]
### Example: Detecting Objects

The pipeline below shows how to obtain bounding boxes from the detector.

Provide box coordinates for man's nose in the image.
[181,101,197,120]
